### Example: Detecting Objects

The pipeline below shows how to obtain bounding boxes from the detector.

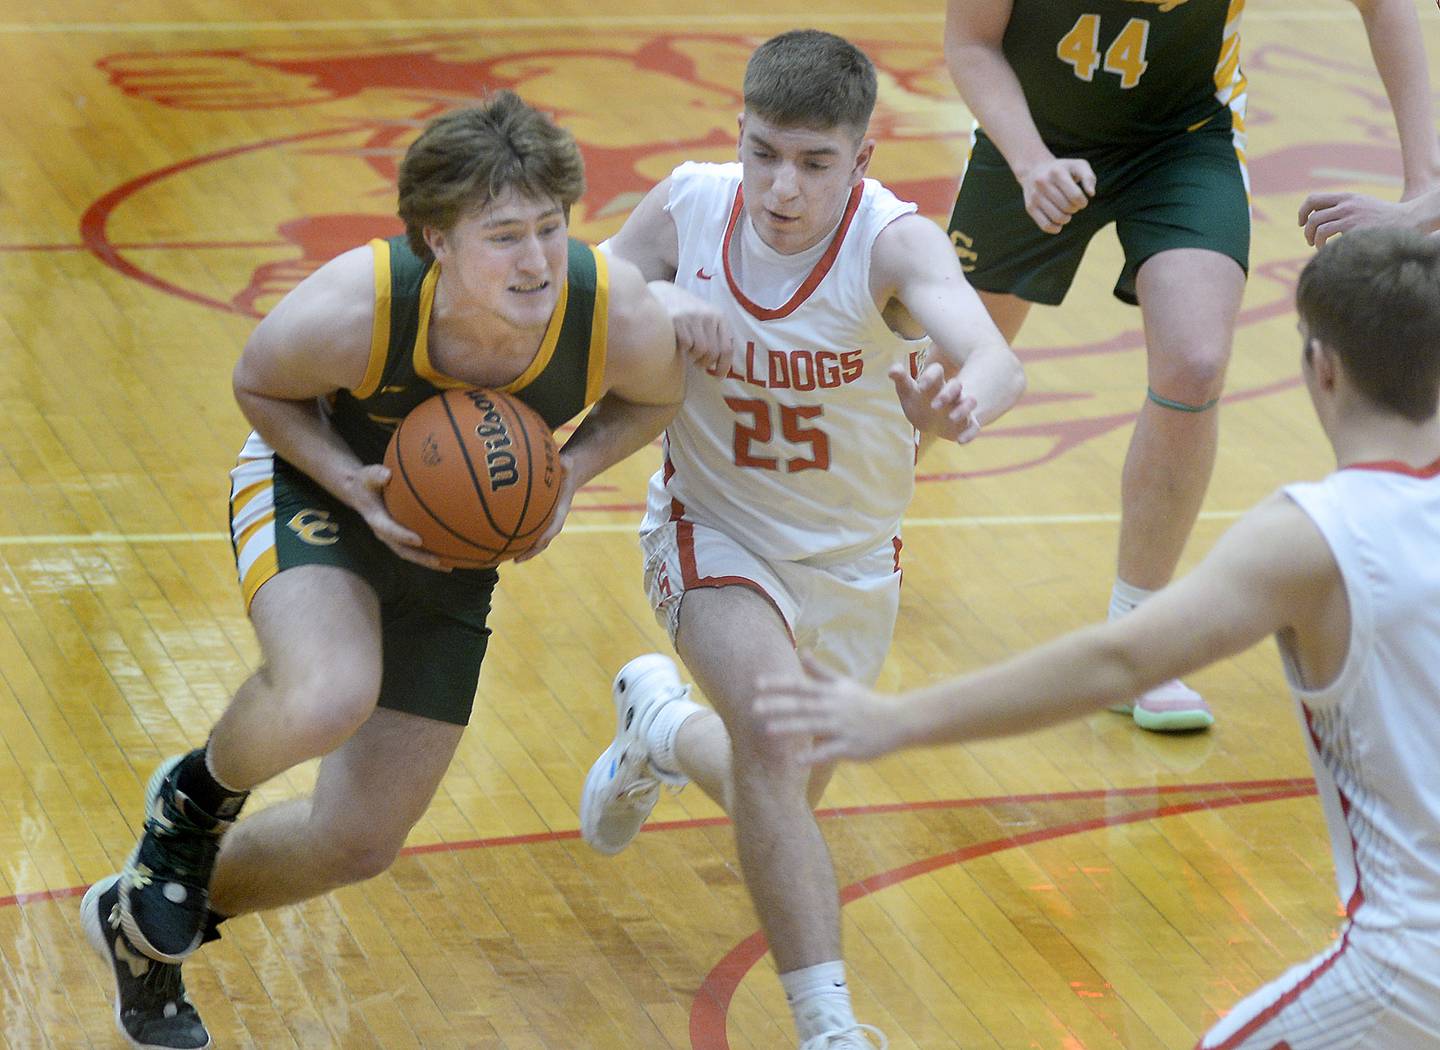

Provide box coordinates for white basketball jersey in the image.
[644,161,925,563]
[1281,458,1440,934]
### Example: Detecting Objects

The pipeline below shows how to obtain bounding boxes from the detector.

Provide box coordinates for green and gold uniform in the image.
[228,235,611,724]
[949,0,1250,305]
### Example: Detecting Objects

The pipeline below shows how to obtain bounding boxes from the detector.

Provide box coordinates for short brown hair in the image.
[1297,227,1440,422]
[397,91,586,261]
[743,30,877,138]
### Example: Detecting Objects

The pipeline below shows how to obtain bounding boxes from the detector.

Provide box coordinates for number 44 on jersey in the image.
[1057,14,1151,89]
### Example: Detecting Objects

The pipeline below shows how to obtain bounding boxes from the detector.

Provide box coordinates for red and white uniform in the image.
[636,162,925,682]
[1201,458,1440,1049]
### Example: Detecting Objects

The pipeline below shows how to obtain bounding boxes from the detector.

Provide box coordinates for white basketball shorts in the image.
[639,518,902,686]
[1198,924,1440,1049]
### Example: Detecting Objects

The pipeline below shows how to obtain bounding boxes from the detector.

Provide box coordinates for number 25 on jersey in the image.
[1057,15,1150,89]
[726,397,831,473]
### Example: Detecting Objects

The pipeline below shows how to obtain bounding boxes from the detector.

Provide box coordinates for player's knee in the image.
[732,721,814,788]
[1149,343,1228,402]
[324,823,407,883]
[265,667,380,756]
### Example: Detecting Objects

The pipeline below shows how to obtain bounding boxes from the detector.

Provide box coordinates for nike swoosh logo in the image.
[695,268,714,281]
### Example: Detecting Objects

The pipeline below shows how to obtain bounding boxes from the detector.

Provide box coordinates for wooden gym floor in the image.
[0,1,1433,1046]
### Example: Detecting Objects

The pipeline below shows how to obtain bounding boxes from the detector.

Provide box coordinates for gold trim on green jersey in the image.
[500,276,570,395]
[354,239,393,399]
[411,263,470,389]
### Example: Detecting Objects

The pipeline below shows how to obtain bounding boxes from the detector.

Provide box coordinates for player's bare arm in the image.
[872,213,1025,442]
[1350,0,1440,198]
[515,258,682,561]
[946,0,1095,233]
[1298,1,1439,247]
[603,177,680,282]
[603,176,743,373]
[232,246,437,567]
[757,494,1342,764]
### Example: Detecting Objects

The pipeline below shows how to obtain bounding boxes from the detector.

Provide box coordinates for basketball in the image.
[382,388,564,569]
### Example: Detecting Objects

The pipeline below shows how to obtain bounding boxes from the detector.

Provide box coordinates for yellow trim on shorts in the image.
[584,245,609,407]
[241,547,278,611]
[231,477,270,509]
[500,277,570,394]
[354,239,393,399]
[233,510,275,553]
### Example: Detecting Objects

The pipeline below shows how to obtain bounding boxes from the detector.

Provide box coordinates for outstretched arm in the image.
[757,494,1340,763]
[1352,0,1440,199]
[872,213,1025,443]
[1298,1,1439,248]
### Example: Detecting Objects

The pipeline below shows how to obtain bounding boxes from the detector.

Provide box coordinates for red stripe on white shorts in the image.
[1201,927,1352,1049]
[673,518,795,646]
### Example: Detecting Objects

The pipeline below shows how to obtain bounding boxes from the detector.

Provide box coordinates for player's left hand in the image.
[513,459,574,563]
[889,360,981,443]
[1299,191,1414,248]
[755,654,907,765]
[648,281,745,374]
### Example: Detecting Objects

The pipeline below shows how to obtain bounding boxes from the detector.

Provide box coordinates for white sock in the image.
[643,693,706,782]
[1108,578,1154,622]
[782,961,854,1042]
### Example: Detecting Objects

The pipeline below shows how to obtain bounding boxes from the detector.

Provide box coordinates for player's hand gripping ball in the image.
[383,388,564,569]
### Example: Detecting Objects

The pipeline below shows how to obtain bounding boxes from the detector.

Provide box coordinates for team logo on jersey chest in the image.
[708,342,864,391]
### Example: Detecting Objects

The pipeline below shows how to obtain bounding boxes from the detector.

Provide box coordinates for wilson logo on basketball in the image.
[467,391,520,491]
[383,388,564,569]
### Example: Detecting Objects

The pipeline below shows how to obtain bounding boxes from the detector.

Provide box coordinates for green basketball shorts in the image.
[948,123,1250,306]
[229,433,498,726]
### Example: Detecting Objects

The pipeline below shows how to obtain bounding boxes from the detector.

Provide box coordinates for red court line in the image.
[78,123,372,316]
[13,779,1321,1049]
[688,783,1319,1050]
[2,778,1314,910]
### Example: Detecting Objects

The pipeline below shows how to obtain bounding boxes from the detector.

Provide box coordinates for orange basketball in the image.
[383,388,564,569]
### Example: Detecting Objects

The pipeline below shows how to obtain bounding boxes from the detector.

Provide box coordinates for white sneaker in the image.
[799,1024,888,1050]
[1110,678,1214,732]
[580,654,691,855]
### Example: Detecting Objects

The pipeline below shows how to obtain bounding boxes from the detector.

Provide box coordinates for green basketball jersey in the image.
[997,0,1246,151]
[328,235,610,464]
